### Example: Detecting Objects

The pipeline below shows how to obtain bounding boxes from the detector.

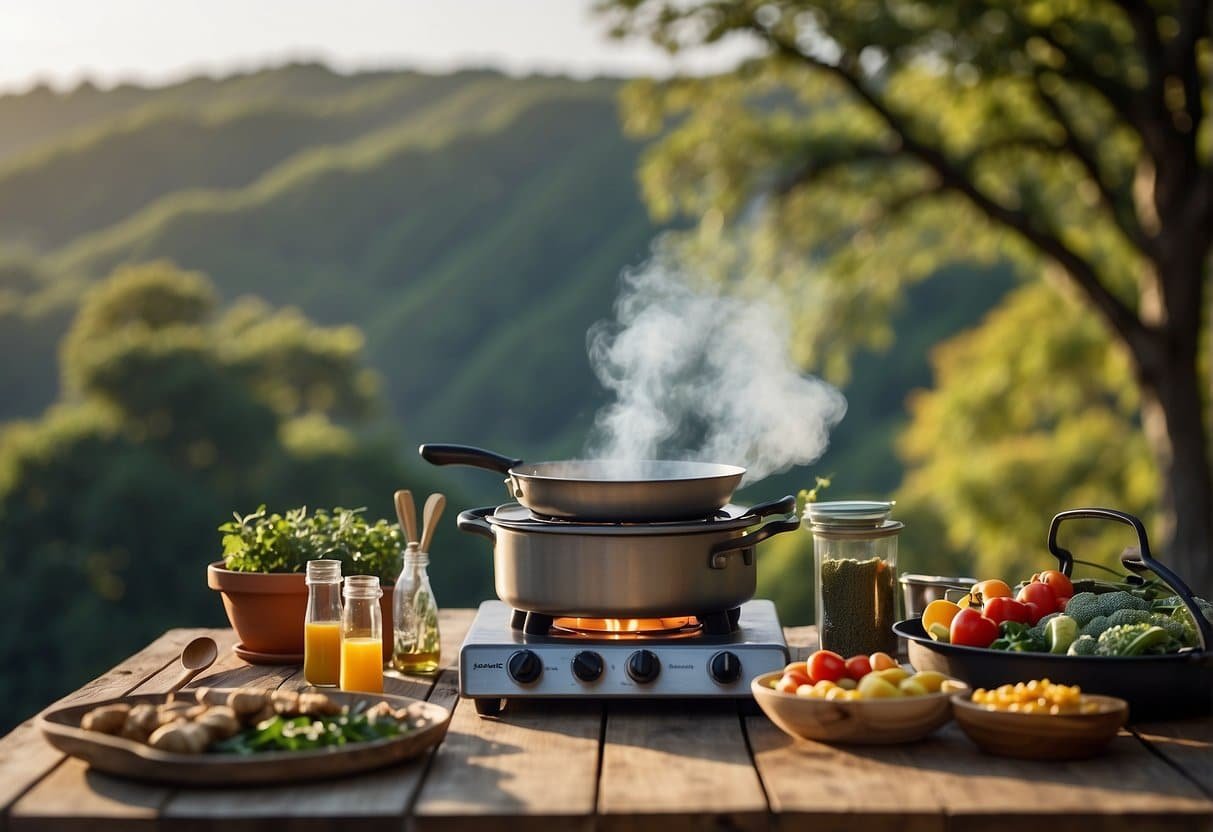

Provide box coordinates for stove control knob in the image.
[572,651,604,683]
[709,651,742,685]
[626,650,661,684]
[507,649,542,685]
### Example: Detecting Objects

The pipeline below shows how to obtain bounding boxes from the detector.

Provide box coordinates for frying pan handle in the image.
[709,512,800,569]
[456,507,497,541]
[420,444,522,475]
[1048,507,1210,651]
[745,495,797,519]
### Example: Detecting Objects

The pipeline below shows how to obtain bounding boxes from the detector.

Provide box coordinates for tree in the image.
[599,1,1212,594]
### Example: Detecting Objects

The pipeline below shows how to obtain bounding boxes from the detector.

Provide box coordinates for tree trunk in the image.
[1136,338,1213,599]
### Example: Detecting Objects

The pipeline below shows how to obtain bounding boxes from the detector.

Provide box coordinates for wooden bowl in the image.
[951,692,1128,760]
[751,672,958,745]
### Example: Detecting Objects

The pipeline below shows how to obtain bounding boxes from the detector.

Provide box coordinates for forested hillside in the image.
[0,64,1010,725]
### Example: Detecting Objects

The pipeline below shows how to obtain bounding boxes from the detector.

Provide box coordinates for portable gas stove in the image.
[460,599,789,715]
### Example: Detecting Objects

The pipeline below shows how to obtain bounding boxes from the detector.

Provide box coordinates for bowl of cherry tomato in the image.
[752,650,968,745]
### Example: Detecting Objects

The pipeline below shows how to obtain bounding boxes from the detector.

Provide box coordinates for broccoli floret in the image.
[1065,592,1103,626]
[1148,612,1191,646]
[1068,635,1099,656]
[1105,608,1153,628]
[1094,624,1176,656]
[1081,615,1110,638]
[1027,611,1061,641]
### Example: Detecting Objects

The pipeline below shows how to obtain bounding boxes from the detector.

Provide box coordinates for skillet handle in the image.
[709,514,800,569]
[420,444,522,475]
[745,495,797,519]
[1048,507,1210,652]
[456,507,497,541]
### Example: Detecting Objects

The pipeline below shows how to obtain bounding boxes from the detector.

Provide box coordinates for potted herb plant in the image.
[207,506,403,661]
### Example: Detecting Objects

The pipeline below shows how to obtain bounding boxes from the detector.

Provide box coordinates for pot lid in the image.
[486,502,771,536]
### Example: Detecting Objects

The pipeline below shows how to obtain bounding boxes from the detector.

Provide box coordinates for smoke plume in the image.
[586,252,846,485]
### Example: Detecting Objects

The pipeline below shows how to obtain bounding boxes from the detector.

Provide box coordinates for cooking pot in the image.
[420,443,745,521]
[455,496,799,618]
[895,508,1213,718]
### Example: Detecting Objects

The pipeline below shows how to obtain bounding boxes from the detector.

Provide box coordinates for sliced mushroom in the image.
[271,690,300,715]
[298,692,341,717]
[120,704,159,742]
[226,689,269,718]
[193,687,229,707]
[81,703,131,735]
[148,720,210,754]
[195,706,240,741]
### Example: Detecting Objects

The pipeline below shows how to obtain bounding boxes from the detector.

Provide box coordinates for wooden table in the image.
[2,610,1210,831]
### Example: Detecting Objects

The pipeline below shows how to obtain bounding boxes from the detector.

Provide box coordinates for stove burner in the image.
[509,607,742,637]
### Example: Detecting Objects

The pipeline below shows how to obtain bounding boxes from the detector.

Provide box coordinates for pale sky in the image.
[0,0,757,94]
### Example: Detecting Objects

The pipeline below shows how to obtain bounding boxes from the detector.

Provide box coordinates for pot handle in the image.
[419,444,522,475]
[709,508,800,569]
[456,507,497,541]
[1048,507,1210,652]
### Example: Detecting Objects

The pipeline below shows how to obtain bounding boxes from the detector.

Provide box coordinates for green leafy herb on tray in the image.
[212,709,406,754]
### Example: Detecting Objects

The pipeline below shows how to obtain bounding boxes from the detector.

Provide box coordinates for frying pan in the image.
[419,443,745,522]
[894,508,1213,718]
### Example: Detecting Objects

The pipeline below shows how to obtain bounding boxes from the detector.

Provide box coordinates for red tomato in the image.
[807,650,846,684]
[1053,594,1072,613]
[1023,601,1047,625]
[984,597,1031,625]
[1037,569,1074,600]
[949,608,999,648]
[1016,582,1057,624]
[844,654,872,680]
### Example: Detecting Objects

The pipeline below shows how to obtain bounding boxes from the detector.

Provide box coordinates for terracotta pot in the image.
[207,562,394,661]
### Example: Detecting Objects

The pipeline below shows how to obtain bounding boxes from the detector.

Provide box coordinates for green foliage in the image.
[220,505,404,582]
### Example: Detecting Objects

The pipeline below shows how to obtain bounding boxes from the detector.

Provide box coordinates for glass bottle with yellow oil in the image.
[392,542,441,673]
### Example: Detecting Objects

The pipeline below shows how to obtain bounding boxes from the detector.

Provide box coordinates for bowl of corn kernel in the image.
[951,678,1128,760]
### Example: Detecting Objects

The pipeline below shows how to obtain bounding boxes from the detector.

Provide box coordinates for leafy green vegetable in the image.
[220,505,403,581]
[1045,615,1079,654]
[990,621,1047,653]
[211,710,405,754]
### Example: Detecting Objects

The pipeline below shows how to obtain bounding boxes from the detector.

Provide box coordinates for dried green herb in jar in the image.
[819,556,898,657]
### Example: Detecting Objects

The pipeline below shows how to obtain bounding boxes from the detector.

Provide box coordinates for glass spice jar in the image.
[808,501,902,658]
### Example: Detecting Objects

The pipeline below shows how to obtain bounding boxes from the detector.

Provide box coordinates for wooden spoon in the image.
[168,636,219,695]
[394,489,418,545]
[419,493,446,553]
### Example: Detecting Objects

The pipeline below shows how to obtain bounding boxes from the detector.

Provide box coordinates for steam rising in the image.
[586,255,846,485]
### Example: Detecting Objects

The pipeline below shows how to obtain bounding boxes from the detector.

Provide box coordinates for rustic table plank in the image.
[411,697,603,832]
[598,700,768,832]
[0,628,208,832]
[1131,719,1213,799]
[160,610,474,831]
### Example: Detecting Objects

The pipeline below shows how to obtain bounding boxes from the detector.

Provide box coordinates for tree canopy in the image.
[599,0,1212,594]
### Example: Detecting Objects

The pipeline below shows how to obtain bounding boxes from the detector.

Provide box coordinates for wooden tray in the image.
[39,689,451,786]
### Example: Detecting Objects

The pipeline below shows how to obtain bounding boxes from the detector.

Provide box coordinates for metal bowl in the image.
[899,574,976,618]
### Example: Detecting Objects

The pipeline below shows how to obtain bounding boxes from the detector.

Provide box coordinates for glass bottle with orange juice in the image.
[340,575,384,693]
[303,559,342,686]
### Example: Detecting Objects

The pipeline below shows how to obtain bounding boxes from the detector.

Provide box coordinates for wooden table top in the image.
[2,609,1210,831]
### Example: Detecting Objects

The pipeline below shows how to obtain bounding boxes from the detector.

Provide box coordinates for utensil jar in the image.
[811,511,902,658]
[392,543,441,673]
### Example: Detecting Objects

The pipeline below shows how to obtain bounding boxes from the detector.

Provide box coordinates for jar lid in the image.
[305,559,342,584]
[343,574,382,598]
[805,500,895,528]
